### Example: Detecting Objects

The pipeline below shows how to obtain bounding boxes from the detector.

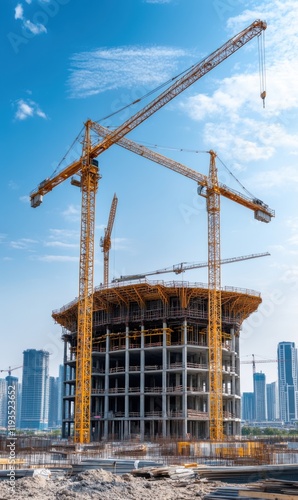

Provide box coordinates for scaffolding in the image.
[53,280,261,441]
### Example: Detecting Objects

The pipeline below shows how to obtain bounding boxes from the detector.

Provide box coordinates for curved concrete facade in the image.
[53,280,261,441]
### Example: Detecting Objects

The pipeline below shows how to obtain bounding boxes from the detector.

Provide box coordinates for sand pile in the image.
[0,468,230,499]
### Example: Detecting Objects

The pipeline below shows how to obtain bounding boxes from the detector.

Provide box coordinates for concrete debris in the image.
[0,468,240,500]
[131,465,198,480]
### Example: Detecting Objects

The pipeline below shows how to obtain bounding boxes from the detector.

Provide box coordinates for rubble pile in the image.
[0,468,232,500]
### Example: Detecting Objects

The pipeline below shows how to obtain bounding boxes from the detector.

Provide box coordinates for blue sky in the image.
[1,0,298,393]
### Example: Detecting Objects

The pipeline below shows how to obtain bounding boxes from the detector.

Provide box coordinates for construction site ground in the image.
[0,468,244,500]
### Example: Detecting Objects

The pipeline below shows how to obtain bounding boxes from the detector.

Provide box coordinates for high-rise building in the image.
[277,342,298,423]
[20,349,50,430]
[266,381,279,421]
[242,392,254,421]
[0,379,7,429]
[253,372,267,421]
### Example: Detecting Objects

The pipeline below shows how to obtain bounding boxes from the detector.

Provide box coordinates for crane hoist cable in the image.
[216,155,256,200]
[258,30,267,107]
[51,126,85,178]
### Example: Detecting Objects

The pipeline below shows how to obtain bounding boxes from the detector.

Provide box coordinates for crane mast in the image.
[74,126,100,444]
[100,193,118,285]
[206,151,223,440]
[30,19,268,444]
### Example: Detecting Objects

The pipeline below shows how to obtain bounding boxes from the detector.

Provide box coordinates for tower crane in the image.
[241,354,277,374]
[30,19,267,444]
[92,125,274,441]
[0,366,22,376]
[100,193,118,286]
[112,252,270,283]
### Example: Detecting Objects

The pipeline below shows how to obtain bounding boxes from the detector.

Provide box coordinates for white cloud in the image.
[20,195,30,203]
[144,0,172,3]
[14,98,47,121]
[14,3,47,35]
[61,204,81,222]
[44,241,78,249]
[68,46,187,98]
[23,18,47,35]
[112,237,132,252]
[202,118,298,163]
[38,255,78,262]
[15,4,24,19]
[249,166,298,190]
[15,100,33,120]
[10,238,37,250]
[48,228,79,240]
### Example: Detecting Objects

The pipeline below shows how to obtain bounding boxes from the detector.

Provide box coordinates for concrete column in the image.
[104,328,110,439]
[182,319,188,438]
[125,325,130,438]
[140,324,145,439]
[162,321,167,437]
[230,328,236,419]
[62,339,67,437]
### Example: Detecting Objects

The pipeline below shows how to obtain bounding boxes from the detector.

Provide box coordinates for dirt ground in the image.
[0,468,239,499]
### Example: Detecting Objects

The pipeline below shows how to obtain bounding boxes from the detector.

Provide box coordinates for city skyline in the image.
[242,341,298,425]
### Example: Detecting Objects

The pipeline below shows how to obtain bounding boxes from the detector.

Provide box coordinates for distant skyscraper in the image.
[48,376,59,428]
[0,379,7,428]
[20,349,50,430]
[242,392,254,421]
[253,372,267,421]
[277,342,298,423]
[266,381,279,421]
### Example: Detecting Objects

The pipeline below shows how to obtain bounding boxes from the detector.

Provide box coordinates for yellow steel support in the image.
[74,124,100,444]
[207,151,223,441]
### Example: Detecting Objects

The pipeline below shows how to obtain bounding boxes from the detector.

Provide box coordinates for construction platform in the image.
[52,280,261,441]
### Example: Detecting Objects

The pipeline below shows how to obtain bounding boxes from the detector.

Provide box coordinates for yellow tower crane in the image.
[100,193,118,286]
[30,19,267,444]
[91,123,274,440]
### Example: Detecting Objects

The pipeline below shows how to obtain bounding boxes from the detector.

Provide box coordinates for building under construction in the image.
[53,280,261,441]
